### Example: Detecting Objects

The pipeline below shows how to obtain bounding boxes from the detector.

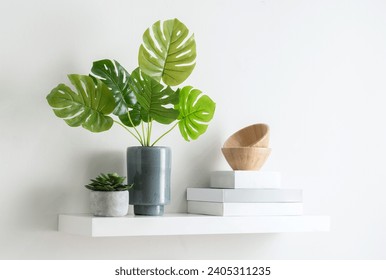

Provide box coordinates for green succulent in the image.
[85,173,132,191]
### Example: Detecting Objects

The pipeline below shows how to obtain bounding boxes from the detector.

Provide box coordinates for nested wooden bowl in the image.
[221,147,271,170]
[223,123,270,148]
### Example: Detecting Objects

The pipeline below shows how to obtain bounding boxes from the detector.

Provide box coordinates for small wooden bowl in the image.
[223,123,270,148]
[221,147,271,170]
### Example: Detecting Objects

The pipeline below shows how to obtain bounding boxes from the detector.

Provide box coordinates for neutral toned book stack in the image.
[187,171,303,216]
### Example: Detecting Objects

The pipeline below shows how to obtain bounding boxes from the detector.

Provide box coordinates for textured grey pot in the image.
[90,191,129,217]
[127,146,171,216]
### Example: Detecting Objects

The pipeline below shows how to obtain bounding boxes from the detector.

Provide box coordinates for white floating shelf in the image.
[58,213,330,237]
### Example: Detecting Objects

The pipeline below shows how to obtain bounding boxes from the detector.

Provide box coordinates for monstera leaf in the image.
[175,86,216,141]
[46,74,115,132]
[118,103,142,127]
[90,59,136,116]
[130,68,179,124]
[138,18,196,86]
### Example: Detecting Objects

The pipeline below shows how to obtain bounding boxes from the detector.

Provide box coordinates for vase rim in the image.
[90,190,128,192]
[127,146,170,149]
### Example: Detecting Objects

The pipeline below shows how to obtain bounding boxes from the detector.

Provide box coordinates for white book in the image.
[187,188,302,203]
[188,201,303,216]
[210,171,281,189]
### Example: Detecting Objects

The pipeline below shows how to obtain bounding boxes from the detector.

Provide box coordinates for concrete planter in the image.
[90,191,129,217]
[127,146,171,216]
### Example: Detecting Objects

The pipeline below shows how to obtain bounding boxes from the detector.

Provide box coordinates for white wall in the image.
[1,0,386,259]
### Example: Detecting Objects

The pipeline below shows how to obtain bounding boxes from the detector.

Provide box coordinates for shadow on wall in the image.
[170,125,224,213]
[85,150,126,178]
[14,150,125,232]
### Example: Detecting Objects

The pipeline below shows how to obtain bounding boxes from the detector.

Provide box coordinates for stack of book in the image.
[187,171,303,216]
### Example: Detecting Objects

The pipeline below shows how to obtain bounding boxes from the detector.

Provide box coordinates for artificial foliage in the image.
[46,18,216,146]
[85,173,132,192]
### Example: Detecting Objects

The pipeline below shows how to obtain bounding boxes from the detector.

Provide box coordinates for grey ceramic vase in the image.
[90,191,129,217]
[126,146,171,216]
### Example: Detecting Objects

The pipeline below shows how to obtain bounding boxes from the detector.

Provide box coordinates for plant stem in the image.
[149,121,153,144]
[151,121,179,147]
[127,112,143,145]
[113,120,143,145]
[141,121,147,146]
[147,118,152,146]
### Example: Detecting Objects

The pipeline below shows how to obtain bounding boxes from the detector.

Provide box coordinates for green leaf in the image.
[90,59,136,116]
[130,68,179,124]
[175,86,216,141]
[46,74,115,133]
[118,103,142,127]
[85,172,131,191]
[138,18,196,86]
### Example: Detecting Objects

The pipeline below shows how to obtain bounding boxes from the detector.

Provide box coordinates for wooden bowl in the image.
[223,123,270,148]
[221,147,271,170]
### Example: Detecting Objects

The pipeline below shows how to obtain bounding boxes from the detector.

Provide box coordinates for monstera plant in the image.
[46,18,215,146]
[46,18,216,216]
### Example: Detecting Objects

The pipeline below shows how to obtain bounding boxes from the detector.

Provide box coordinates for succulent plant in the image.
[85,173,132,191]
